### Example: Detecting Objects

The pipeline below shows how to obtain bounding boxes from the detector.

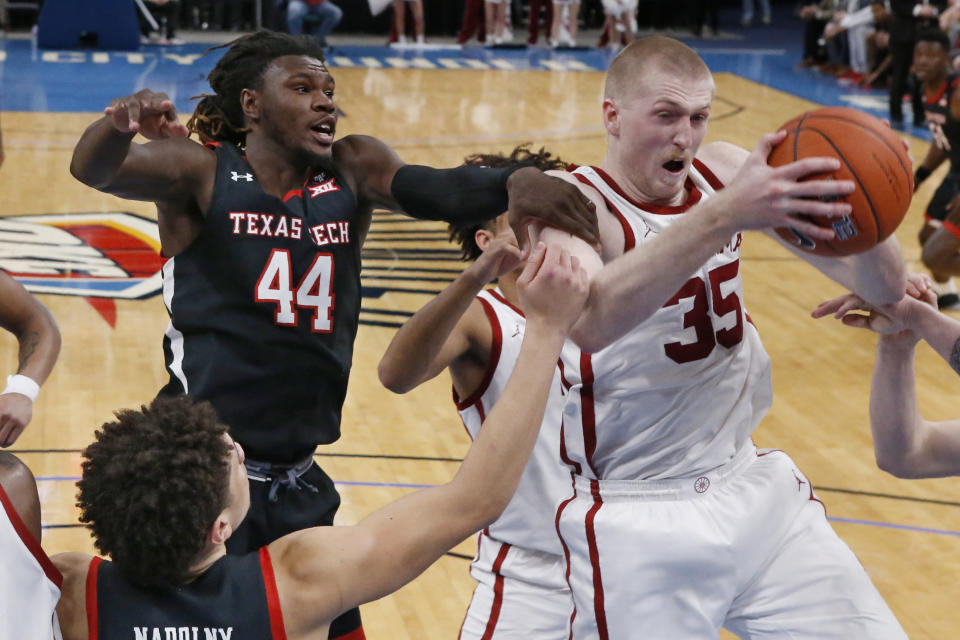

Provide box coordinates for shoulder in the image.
[53,553,95,640]
[333,135,399,166]
[695,141,749,186]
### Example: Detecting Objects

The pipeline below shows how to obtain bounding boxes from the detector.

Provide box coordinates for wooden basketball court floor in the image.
[2,48,960,638]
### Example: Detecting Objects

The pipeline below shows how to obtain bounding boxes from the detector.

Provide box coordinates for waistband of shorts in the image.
[244,453,315,483]
[573,443,758,501]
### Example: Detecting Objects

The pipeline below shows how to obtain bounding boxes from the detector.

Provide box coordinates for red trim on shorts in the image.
[572,172,636,251]
[590,165,702,215]
[944,220,960,240]
[585,480,609,640]
[86,556,102,640]
[553,477,578,626]
[282,189,303,202]
[0,482,62,588]
[579,352,600,477]
[259,547,288,640]
[203,141,222,148]
[479,539,512,640]
[692,158,725,191]
[454,297,502,410]
[557,358,572,393]
[330,629,366,640]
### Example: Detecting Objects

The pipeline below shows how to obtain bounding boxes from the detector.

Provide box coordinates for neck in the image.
[599,150,688,208]
[186,543,227,580]
[925,73,949,94]
[244,133,312,198]
[497,274,519,306]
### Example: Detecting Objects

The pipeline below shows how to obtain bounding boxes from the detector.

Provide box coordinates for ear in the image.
[208,512,233,546]
[602,98,620,137]
[475,228,496,252]
[240,88,260,124]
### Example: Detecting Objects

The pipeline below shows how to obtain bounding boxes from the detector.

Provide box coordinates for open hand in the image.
[471,230,527,284]
[105,89,189,139]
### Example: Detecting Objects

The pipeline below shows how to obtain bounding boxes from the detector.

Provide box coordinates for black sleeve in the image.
[390,164,523,224]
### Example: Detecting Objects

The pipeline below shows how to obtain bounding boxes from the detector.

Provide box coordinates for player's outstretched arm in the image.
[70,90,213,207]
[334,135,600,245]
[269,243,589,636]
[814,278,960,477]
[378,230,525,393]
[0,272,60,447]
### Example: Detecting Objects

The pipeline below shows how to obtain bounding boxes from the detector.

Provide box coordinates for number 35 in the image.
[663,260,743,363]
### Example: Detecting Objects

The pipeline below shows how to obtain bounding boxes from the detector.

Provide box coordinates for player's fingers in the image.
[127,99,142,131]
[784,178,855,200]
[840,313,873,330]
[810,295,852,318]
[782,197,852,219]
[776,156,842,181]
[754,131,788,159]
[520,242,547,283]
[0,421,12,448]
[781,217,836,241]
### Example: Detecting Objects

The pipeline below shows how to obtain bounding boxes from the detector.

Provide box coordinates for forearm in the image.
[871,337,924,476]
[15,308,60,386]
[70,116,137,190]
[378,266,486,392]
[801,236,906,306]
[907,298,960,370]
[390,164,516,224]
[570,198,737,352]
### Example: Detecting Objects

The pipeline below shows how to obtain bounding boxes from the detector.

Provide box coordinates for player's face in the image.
[223,435,251,526]
[610,69,713,203]
[257,55,338,166]
[913,41,950,85]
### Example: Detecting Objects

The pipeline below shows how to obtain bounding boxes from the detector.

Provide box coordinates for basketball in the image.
[767,106,913,256]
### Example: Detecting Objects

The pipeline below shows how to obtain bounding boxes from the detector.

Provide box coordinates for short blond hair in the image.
[604,36,712,101]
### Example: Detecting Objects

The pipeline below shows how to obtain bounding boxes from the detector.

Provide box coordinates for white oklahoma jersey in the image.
[554,163,906,640]
[560,161,772,481]
[0,483,63,640]
[456,288,573,640]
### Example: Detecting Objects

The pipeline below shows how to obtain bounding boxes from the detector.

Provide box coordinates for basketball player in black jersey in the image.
[52,241,588,640]
[911,29,960,310]
[70,30,596,640]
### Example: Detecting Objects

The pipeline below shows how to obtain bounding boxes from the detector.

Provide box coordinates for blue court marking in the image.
[827,516,960,537]
[335,480,431,489]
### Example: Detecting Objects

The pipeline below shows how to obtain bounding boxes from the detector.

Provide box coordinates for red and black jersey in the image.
[924,74,960,172]
[159,142,361,463]
[87,549,287,639]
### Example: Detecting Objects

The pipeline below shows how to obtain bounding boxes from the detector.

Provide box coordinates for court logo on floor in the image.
[0,212,163,327]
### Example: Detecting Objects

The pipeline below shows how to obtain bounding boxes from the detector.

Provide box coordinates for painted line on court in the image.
[827,516,960,537]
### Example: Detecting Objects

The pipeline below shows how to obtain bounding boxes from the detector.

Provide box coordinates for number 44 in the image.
[255,249,335,333]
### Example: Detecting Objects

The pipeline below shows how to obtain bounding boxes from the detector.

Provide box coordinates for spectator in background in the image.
[888,0,945,127]
[485,0,511,44]
[457,0,486,44]
[549,0,579,46]
[287,0,341,47]
[800,0,840,66]
[392,0,425,45]
[742,0,771,25]
[527,0,553,44]
[599,0,635,49]
[140,0,184,45]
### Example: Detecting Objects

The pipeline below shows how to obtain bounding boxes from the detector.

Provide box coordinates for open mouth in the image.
[310,122,335,145]
[663,159,685,174]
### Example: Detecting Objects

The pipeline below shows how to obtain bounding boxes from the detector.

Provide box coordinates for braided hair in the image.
[188,30,327,147]
[449,144,568,261]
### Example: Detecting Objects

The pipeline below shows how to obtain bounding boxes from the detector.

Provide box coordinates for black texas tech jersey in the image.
[160,142,361,463]
[924,74,960,172]
[88,549,285,639]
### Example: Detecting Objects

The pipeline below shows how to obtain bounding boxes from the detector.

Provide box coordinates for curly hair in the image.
[187,30,327,147]
[449,144,569,261]
[77,396,232,587]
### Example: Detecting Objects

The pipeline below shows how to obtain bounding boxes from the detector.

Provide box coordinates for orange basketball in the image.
[768,106,913,256]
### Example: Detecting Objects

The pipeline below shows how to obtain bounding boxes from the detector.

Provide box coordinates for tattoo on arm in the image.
[951,337,960,375]
[17,331,39,373]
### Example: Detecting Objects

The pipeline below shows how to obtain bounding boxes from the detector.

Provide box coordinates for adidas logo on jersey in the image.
[231,171,254,182]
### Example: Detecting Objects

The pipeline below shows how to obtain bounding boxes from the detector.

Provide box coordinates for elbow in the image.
[376,362,413,394]
[875,452,914,479]
[569,329,606,354]
[69,156,101,189]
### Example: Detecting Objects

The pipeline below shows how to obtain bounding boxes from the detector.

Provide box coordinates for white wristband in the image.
[1,374,39,402]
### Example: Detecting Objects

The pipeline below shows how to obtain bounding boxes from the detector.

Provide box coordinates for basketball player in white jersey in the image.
[380,146,575,639]
[0,452,63,640]
[0,271,61,447]
[814,274,960,478]
[534,36,909,638]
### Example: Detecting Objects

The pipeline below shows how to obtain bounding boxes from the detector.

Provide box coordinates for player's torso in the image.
[560,164,773,481]
[161,142,361,461]
[924,75,960,170]
[0,484,62,640]
[456,289,569,555]
[91,551,282,640]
